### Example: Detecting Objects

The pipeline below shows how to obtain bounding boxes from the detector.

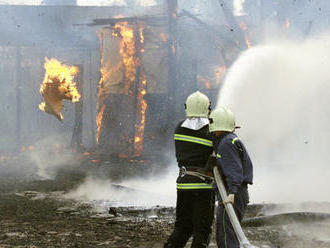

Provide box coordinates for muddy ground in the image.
[1,153,330,248]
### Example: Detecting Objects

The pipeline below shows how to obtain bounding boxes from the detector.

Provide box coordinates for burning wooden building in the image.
[0,0,308,159]
[0,0,225,159]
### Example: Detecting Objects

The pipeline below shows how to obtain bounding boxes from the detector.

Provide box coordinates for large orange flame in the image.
[112,22,136,92]
[96,104,106,145]
[134,78,147,156]
[133,26,147,156]
[96,23,148,156]
[39,57,80,121]
[96,23,136,145]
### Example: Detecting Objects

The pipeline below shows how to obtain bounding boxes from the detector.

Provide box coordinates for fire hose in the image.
[213,166,256,248]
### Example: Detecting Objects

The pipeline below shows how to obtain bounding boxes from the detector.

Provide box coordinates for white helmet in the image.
[209,106,235,132]
[185,91,211,118]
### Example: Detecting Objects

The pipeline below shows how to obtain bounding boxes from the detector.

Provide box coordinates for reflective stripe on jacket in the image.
[177,183,213,190]
[174,134,213,147]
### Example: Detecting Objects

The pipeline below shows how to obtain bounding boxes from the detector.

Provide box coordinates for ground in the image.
[1,153,330,248]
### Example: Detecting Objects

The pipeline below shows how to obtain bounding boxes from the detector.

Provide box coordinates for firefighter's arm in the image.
[216,141,243,194]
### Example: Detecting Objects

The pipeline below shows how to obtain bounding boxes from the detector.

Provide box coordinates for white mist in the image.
[217,35,330,204]
[66,165,177,208]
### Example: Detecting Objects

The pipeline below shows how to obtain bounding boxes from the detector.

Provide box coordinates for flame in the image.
[284,18,290,29]
[134,78,147,156]
[96,104,106,144]
[133,26,148,156]
[139,26,144,44]
[197,75,211,89]
[245,34,251,48]
[112,22,136,91]
[97,23,148,156]
[39,57,80,121]
[160,32,167,42]
[96,22,136,145]
[171,44,176,55]
[215,66,227,85]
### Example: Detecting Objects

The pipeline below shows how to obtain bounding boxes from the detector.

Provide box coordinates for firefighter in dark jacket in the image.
[164,91,215,248]
[209,107,253,248]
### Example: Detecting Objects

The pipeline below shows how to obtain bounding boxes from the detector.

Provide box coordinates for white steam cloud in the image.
[233,0,246,16]
[217,35,330,204]
[0,0,157,6]
[29,136,75,179]
[66,166,177,209]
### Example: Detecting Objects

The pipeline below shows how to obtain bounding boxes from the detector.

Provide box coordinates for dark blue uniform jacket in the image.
[214,132,253,194]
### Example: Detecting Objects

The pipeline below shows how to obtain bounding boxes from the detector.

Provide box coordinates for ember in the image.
[197,75,211,89]
[215,66,227,85]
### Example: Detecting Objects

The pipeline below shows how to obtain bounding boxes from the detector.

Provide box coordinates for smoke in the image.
[65,165,177,208]
[0,0,157,6]
[28,136,76,179]
[217,35,330,204]
[233,0,246,16]
[283,222,330,243]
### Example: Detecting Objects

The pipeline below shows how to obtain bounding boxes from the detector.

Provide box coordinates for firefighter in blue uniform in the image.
[164,91,215,248]
[209,107,253,248]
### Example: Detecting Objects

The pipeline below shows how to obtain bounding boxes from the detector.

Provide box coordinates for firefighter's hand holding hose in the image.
[223,193,235,204]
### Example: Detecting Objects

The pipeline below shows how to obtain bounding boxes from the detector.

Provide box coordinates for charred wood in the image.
[87,16,168,27]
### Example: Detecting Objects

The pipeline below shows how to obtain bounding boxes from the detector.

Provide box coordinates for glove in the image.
[223,194,235,204]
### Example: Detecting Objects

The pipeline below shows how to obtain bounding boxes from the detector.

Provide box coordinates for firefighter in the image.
[164,91,215,248]
[209,106,253,248]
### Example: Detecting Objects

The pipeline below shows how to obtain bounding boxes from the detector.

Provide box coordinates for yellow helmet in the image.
[185,91,211,118]
[209,106,235,132]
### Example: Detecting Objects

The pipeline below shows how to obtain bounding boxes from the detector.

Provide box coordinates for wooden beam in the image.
[88,16,168,27]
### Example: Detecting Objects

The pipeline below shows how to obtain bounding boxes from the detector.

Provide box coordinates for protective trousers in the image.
[164,189,215,248]
[216,187,249,248]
